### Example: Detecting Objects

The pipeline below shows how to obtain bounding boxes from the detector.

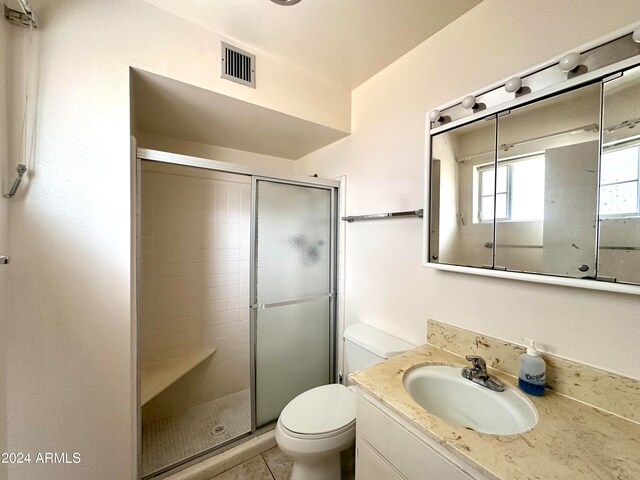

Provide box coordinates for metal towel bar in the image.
[342,209,423,223]
[484,242,542,249]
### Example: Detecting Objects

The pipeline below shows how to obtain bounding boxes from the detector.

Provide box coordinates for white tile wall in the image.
[141,162,251,424]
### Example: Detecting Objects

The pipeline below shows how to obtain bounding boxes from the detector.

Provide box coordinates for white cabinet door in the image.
[357,395,480,480]
[356,438,405,480]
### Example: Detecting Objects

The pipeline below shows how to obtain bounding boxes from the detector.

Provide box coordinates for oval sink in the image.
[403,365,538,435]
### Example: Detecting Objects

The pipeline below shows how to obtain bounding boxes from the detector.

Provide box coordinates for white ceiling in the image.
[141,0,482,89]
[132,69,349,159]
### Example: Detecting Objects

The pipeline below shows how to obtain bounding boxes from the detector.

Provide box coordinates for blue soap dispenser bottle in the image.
[518,338,546,396]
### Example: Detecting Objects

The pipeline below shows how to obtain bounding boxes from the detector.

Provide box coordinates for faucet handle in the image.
[465,355,487,371]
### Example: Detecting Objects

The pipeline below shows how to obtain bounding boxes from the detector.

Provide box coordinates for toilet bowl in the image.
[276,323,414,479]
[275,384,355,480]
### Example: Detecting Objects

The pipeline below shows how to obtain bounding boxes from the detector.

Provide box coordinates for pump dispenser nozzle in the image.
[522,338,542,356]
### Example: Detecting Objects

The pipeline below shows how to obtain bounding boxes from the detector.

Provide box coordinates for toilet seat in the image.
[279,384,356,439]
[280,418,355,440]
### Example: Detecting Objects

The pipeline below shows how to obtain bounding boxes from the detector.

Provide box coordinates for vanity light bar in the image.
[429,24,640,135]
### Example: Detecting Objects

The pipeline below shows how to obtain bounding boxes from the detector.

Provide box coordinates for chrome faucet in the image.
[461,355,505,392]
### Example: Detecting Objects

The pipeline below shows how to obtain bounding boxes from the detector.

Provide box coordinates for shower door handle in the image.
[250,292,334,310]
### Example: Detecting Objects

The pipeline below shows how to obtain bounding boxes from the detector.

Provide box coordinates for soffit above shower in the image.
[131,69,349,160]
[139,0,482,90]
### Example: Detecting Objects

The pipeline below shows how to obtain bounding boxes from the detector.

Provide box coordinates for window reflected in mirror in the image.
[600,146,639,216]
[475,156,545,223]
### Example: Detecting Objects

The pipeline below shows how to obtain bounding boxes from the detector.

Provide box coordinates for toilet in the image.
[275,322,414,480]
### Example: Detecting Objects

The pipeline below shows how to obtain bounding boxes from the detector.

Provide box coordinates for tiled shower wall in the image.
[140,162,251,424]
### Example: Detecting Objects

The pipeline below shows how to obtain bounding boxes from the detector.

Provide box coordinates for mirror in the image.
[428,70,640,287]
[495,84,601,278]
[599,65,640,284]
[430,118,495,268]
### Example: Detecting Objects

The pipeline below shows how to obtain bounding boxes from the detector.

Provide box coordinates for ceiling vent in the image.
[221,42,256,88]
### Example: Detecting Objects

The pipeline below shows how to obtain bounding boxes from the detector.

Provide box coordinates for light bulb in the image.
[559,52,581,73]
[428,110,441,122]
[505,77,522,93]
[270,0,302,5]
[633,27,640,43]
[461,95,476,109]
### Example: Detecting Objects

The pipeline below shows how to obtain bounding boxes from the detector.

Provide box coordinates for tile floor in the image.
[143,390,251,476]
[211,446,356,480]
[211,447,293,480]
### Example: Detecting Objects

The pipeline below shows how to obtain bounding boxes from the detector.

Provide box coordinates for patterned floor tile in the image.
[142,390,251,476]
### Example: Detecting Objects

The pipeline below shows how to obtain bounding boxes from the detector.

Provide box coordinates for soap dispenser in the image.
[518,338,546,396]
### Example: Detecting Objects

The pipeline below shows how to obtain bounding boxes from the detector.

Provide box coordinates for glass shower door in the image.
[253,179,335,428]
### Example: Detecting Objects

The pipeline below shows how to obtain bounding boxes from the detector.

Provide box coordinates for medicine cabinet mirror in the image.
[427,61,640,291]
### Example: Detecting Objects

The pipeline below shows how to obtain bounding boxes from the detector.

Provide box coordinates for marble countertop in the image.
[350,345,640,480]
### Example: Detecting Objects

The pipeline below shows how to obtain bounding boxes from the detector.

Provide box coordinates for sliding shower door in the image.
[252,179,336,428]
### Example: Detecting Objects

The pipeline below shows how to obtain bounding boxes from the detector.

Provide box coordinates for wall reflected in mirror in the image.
[430,118,495,268]
[599,65,640,284]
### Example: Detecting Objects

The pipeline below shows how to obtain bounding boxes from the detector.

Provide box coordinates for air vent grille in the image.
[221,42,256,88]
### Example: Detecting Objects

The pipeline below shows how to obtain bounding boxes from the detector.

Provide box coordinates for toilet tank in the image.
[343,322,414,379]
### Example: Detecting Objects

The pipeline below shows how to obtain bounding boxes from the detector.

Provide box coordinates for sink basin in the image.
[403,365,538,435]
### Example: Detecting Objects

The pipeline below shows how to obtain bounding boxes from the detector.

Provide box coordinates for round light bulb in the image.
[633,27,640,43]
[461,95,476,109]
[270,0,302,5]
[505,77,522,93]
[559,52,581,73]
[428,109,441,122]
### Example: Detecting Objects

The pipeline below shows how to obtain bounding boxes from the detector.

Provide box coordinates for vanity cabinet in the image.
[356,440,404,480]
[355,393,487,480]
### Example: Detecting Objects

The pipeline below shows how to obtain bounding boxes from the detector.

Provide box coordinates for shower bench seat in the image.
[140,347,217,406]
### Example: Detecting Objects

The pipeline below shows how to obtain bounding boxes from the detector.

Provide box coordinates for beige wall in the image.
[0,9,10,467]
[3,0,343,479]
[297,0,640,380]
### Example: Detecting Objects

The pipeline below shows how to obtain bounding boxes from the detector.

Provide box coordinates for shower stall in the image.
[137,150,338,478]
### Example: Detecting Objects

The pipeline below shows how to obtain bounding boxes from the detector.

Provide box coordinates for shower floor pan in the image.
[142,389,251,477]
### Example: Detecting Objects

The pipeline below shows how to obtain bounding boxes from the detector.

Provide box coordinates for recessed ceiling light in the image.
[270,0,302,5]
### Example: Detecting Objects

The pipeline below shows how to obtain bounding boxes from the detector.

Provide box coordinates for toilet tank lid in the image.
[344,322,414,359]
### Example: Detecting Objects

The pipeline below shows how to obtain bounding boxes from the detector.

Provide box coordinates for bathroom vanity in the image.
[350,321,640,480]
[355,393,485,480]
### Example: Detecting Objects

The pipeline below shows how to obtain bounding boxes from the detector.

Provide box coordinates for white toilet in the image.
[276,322,414,480]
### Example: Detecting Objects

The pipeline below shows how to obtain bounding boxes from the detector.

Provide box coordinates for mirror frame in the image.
[423,23,640,295]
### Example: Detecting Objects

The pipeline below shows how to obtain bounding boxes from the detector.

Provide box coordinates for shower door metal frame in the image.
[135,148,339,478]
[249,176,338,432]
